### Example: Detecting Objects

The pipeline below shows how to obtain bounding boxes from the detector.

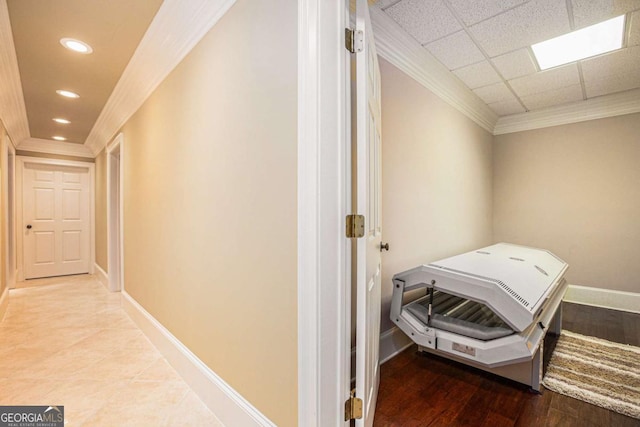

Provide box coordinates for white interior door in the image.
[355,0,382,425]
[23,162,90,279]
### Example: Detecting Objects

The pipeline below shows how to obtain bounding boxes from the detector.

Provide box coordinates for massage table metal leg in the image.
[530,341,543,393]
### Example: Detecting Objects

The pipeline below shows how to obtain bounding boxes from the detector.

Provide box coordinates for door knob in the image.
[380,242,389,252]
[26,224,32,229]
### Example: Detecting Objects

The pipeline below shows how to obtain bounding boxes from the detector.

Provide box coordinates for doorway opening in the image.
[5,142,15,288]
[107,134,124,292]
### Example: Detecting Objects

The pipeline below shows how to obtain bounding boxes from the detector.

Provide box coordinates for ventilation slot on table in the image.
[535,265,548,276]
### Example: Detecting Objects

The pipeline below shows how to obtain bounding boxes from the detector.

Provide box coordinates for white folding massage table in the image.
[390,243,568,391]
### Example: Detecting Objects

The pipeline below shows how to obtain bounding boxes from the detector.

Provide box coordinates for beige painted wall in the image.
[94,149,107,272]
[379,59,494,332]
[110,1,298,425]
[494,113,640,294]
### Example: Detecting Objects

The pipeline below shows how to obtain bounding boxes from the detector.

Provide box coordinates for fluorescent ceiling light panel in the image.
[52,118,71,124]
[532,15,625,70]
[52,136,66,141]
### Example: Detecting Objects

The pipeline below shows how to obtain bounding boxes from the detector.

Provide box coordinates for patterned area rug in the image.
[542,330,640,419]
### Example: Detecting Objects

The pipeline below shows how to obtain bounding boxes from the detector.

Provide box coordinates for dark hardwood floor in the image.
[374,303,640,426]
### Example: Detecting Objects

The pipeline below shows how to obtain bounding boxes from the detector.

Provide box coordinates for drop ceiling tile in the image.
[469,0,571,57]
[582,45,640,97]
[425,31,485,70]
[509,63,580,97]
[377,0,402,8]
[447,0,529,26]
[385,0,462,44]
[581,45,640,78]
[491,48,538,80]
[453,61,502,89]
[571,0,640,29]
[473,82,517,104]
[629,10,640,46]
[584,73,640,97]
[520,84,584,110]
[488,99,526,116]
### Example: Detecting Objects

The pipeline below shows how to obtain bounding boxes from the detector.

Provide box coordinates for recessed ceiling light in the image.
[56,89,79,98]
[52,118,71,124]
[52,136,67,141]
[532,15,625,70]
[60,38,93,54]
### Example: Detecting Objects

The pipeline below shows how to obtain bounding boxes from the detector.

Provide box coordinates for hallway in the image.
[0,275,223,426]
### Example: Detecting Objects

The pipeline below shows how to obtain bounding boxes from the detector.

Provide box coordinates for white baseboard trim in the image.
[564,284,640,314]
[121,291,275,427]
[94,263,109,290]
[379,326,414,364]
[0,287,8,322]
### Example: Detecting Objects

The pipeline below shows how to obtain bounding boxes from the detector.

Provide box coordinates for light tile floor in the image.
[0,274,224,426]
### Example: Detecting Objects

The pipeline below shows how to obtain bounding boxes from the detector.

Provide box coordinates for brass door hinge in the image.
[345,389,363,421]
[345,28,364,53]
[346,214,365,238]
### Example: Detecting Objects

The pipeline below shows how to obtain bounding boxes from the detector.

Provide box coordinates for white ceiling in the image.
[0,0,235,157]
[6,0,163,144]
[1,0,638,152]
[375,0,640,117]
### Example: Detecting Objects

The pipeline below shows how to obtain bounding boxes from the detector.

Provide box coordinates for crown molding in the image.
[0,0,30,145]
[84,0,237,156]
[369,6,498,133]
[17,138,94,158]
[494,88,640,135]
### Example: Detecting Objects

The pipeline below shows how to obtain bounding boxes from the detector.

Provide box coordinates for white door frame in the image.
[16,156,95,282]
[297,0,352,425]
[2,134,16,289]
[106,133,124,292]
